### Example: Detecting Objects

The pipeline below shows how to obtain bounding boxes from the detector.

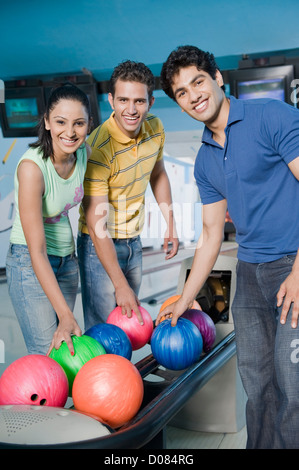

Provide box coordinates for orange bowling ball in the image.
[159,295,201,322]
[72,354,144,428]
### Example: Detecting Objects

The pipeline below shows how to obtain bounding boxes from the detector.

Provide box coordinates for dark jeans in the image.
[232,256,299,449]
[6,244,78,355]
[77,232,142,330]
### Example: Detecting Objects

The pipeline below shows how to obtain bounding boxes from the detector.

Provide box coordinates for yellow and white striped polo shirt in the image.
[78,112,165,238]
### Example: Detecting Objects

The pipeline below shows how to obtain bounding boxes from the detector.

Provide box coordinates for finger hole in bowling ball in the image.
[30,394,47,405]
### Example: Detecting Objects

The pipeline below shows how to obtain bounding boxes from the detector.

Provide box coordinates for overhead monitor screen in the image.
[5,97,39,129]
[237,77,285,101]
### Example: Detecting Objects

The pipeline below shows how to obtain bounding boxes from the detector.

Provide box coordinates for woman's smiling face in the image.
[44,98,89,158]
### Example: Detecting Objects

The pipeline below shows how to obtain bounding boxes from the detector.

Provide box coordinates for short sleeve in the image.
[194,150,225,205]
[83,147,111,197]
[157,126,165,162]
[263,100,299,165]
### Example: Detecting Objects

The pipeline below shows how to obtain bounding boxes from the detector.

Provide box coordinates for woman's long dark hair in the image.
[29,83,92,159]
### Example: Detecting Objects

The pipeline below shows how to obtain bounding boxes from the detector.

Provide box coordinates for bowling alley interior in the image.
[1,0,299,450]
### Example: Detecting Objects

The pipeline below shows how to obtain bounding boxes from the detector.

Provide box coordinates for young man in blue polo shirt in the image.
[156,45,299,449]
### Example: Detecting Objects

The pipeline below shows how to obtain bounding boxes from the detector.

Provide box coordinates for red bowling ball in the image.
[107,306,153,350]
[0,355,68,407]
[72,354,144,428]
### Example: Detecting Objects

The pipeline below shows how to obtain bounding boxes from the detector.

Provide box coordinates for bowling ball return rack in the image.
[0,331,236,449]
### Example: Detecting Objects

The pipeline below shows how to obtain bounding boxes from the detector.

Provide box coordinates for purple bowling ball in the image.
[182,309,216,352]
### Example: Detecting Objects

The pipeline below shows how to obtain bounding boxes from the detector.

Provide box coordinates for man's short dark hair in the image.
[160,45,225,101]
[110,60,155,100]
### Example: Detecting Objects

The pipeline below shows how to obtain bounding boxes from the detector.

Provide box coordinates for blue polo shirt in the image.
[194,96,299,263]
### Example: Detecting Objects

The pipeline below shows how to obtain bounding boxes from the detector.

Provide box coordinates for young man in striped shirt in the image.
[78,61,179,328]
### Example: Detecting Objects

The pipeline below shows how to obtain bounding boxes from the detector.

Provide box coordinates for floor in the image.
[0,241,247,449]
[166,425,247,449]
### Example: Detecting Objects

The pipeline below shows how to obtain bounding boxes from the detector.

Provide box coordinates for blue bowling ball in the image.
[85,323,132,360]
[151,318,203,370]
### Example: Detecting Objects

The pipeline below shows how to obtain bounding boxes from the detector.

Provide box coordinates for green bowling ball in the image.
[49,335,106,395]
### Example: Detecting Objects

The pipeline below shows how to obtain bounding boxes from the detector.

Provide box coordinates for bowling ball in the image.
[158,295,201,321]
[151,318,203,370]
[72,354,144,428]
[49,335,106,395]
[0,355,68,407]
[181,309,216,352]
[107,306,153,350]
[85,323,132,360]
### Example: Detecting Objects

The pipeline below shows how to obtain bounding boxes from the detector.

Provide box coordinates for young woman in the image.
[6,83,92,356]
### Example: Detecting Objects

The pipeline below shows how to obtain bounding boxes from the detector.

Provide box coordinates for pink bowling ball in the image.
[107,306,153,350]
[0,354,68,407]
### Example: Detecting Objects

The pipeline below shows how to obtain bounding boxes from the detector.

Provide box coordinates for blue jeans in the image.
[232,256,299,449]
[6,244,79,355]
[77,233,142,329]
